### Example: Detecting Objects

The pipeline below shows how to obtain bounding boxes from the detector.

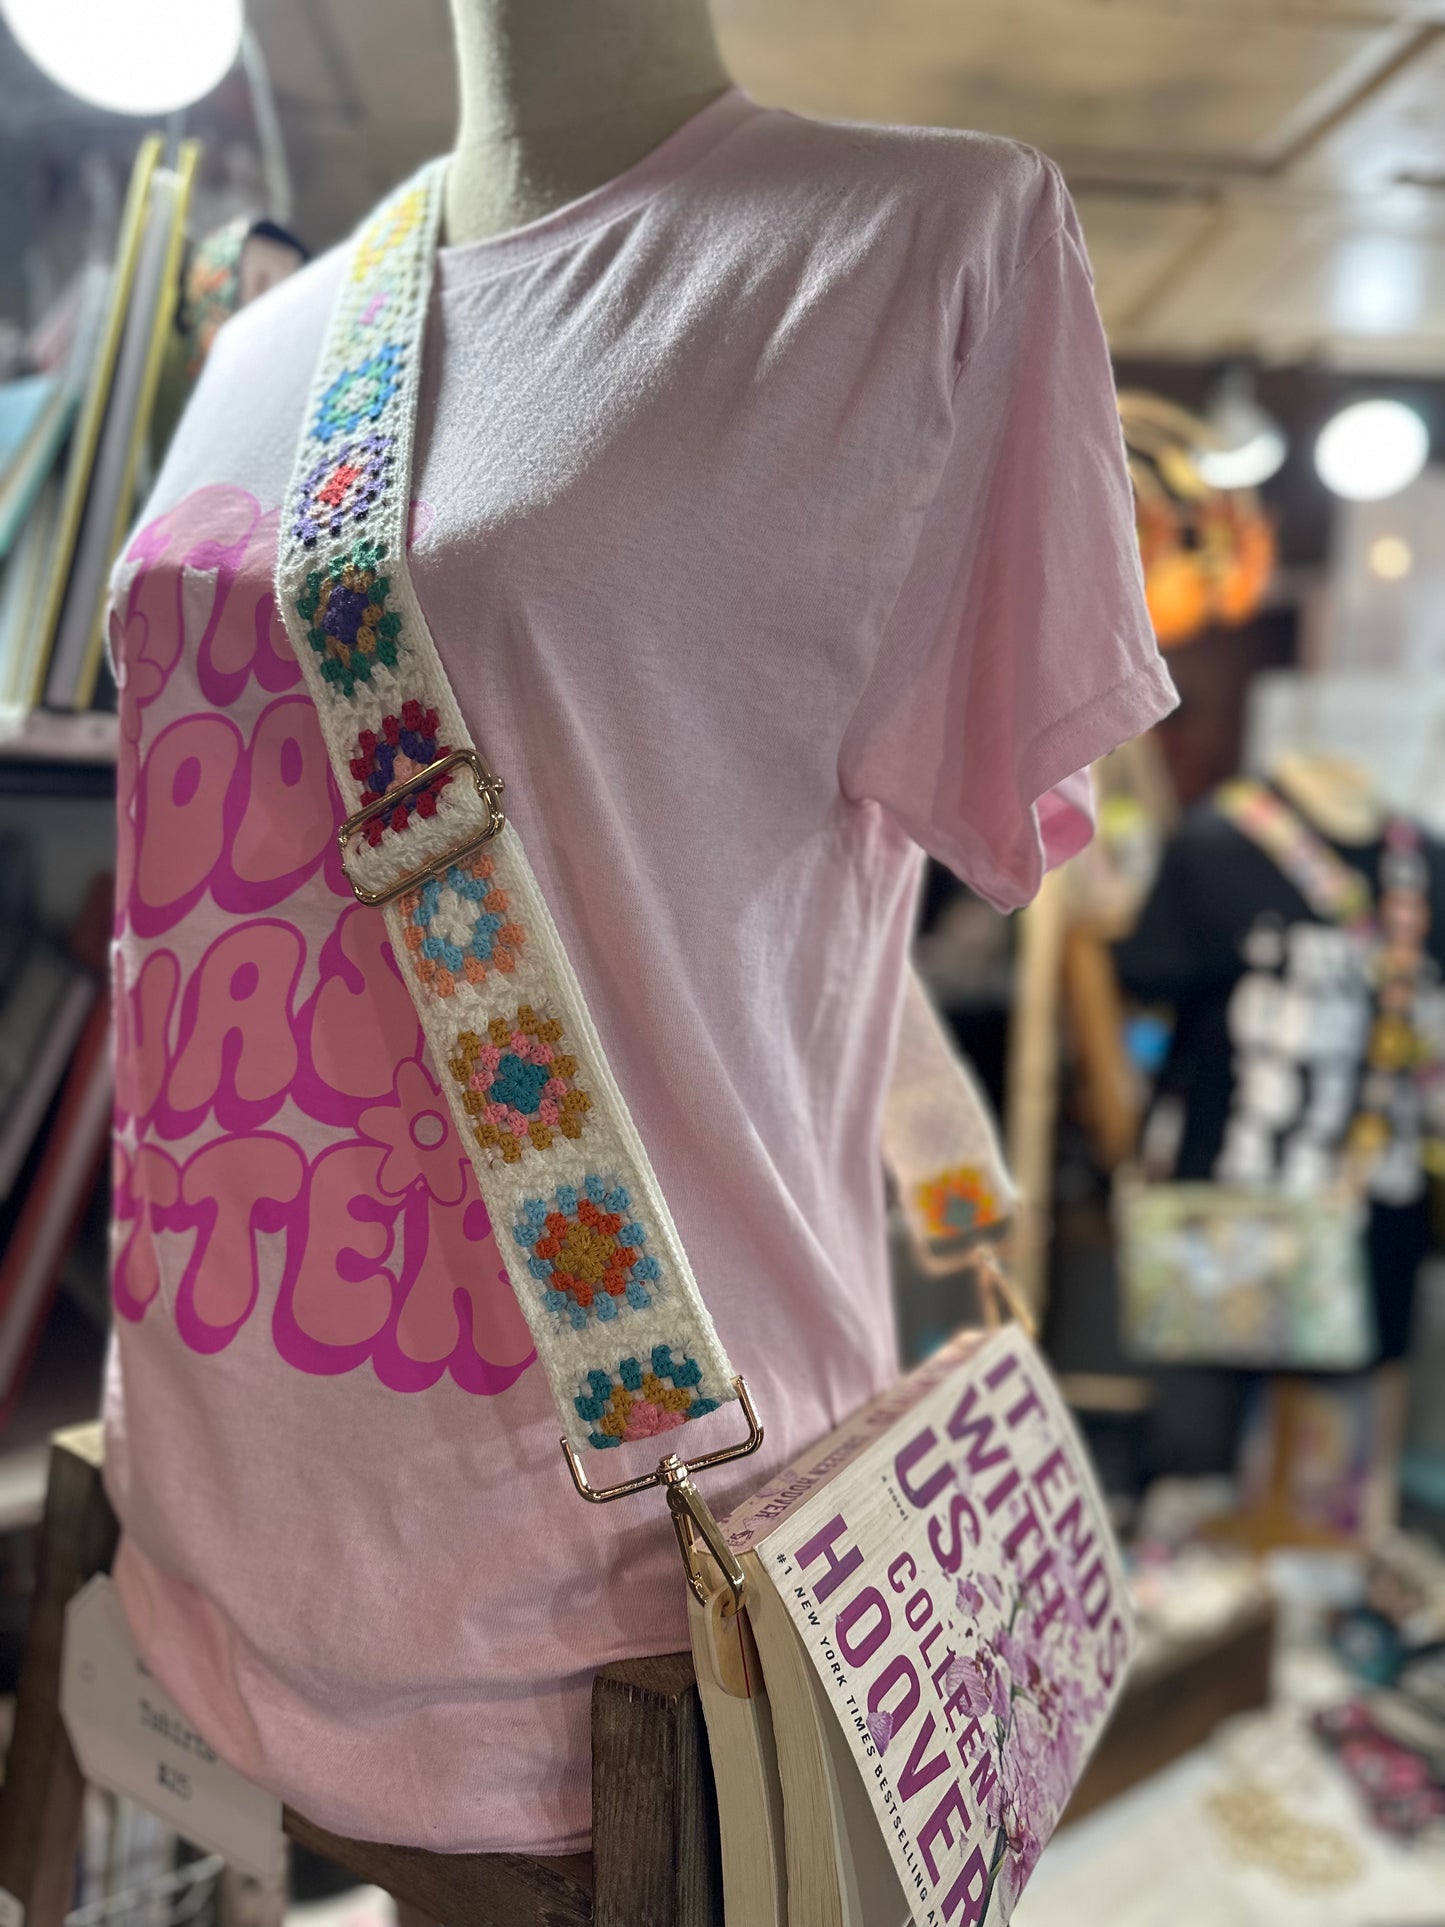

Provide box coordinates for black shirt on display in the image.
[1114,789,1445,1358]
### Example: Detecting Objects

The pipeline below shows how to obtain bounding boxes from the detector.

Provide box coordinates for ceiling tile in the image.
[716,0,1402,168]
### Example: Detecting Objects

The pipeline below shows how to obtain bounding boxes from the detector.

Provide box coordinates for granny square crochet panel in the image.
[293,432,393,546]
[273,162,737,1454]
[451,1006,591,1161]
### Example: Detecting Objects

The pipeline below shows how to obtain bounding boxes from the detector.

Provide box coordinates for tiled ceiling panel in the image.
[707,0,1445,364]
[715,0,1392,168]
[1287,31,1445,191]
[1068,190,1222,333]
[1117,201,1445,367]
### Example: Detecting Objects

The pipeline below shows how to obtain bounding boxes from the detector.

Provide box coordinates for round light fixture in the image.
[1368,535,1413,581]
[2,0,242,115]
[1314,399,1429,503]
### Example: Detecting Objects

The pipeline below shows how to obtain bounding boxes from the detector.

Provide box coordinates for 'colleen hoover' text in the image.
[788,1344,1126,1926]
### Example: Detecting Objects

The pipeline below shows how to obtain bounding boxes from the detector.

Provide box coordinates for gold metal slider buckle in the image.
[561,1376,764,1611]
[339,747,506,907]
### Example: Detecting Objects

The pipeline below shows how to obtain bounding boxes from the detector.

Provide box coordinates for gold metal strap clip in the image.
[560,1376,763,1610]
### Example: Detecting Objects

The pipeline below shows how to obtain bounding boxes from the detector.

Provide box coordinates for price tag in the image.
[61,1577,283,1879]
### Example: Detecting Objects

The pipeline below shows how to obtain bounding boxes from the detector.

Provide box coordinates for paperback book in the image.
[694,1322,1133,1926]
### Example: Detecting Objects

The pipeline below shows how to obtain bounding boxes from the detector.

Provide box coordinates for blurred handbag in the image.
[1114,1167,1374,1368]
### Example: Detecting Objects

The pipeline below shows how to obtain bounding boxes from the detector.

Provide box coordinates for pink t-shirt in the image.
[103,87,1175,1854]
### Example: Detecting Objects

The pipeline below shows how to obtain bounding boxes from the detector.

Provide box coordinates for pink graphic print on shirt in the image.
[110,485,535,1395]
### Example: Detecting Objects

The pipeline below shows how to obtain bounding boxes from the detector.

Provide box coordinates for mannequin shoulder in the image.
[740,105,1072,322]
[752,106,1065,250]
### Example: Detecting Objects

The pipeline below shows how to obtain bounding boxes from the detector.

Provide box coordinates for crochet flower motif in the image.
[296,537,401,695]
[915,1164,1003,1241]
[398,851,526,995]
[355,283,395,336]
[349,700,451,843]
[312,344,402,444]
[515,1176,655,1327]
[352,188,425,282]
[454,1007,590,1162]
[293,433,392,546]
[575,1347,719,1449]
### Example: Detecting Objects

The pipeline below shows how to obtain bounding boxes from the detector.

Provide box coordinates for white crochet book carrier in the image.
[274,162,1132,1923]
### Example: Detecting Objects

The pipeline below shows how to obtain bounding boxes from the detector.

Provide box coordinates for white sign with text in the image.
[61,1576,284,1880]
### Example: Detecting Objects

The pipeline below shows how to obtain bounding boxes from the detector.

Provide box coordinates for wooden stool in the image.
[0,1427,723,1927]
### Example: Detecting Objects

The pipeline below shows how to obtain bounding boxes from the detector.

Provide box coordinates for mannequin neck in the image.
[445,0,732,245]
[1270,749,1385,847]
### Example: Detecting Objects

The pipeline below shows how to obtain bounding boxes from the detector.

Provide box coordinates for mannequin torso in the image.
[445,0,733,245]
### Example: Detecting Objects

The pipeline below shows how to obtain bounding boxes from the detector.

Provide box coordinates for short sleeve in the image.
[839,170,1177,913]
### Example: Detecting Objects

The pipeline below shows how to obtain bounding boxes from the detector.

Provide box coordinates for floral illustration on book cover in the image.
[761,1327,1133,1926]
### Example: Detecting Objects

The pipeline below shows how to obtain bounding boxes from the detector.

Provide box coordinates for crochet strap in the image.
[1215,779,1374,931]
[274,164,737,1456]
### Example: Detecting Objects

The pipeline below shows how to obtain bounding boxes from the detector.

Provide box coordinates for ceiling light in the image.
[1315,399,1430,502]
[1332,238,1425,337]
[1,0,242,115]
[1368,535,1413,581]
[1196,365,1288,491]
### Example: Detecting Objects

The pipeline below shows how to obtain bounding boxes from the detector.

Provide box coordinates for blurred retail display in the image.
[1116,759,1445,1371]
[180,214,305,375]
[0,868,110,1428]
[0,139,197,717]
[1119,389,1277,651]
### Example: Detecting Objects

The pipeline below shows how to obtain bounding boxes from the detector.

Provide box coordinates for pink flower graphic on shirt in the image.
[358,1059,468,1204]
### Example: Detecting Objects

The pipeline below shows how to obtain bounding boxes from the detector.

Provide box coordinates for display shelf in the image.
[0,711,118,798]
[0,1296,105,1538]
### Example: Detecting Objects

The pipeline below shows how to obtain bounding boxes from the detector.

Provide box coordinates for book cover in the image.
[0,473,64,709]
[731,1325,1134,1927]
[0,986,112,1426]
[0,372,79,562]
[25,137,160,710]
[71,142,199,712]
[47,142,199,712]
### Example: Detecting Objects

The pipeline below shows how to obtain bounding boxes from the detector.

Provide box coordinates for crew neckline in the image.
[436,85,760,287]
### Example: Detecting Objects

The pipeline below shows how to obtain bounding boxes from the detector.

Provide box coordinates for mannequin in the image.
[104,36,1182,1861]
[1269,748,1385,847]
[445,0,733,246]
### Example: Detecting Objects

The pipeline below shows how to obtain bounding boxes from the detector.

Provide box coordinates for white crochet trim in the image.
[274,163,736,1454]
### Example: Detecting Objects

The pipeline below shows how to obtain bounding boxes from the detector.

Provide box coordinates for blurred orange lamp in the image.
[1119,389,1277,650]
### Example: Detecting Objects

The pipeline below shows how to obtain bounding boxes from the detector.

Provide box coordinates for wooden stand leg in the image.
[591,1653,722,1927]
[0,1424,116,1927]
